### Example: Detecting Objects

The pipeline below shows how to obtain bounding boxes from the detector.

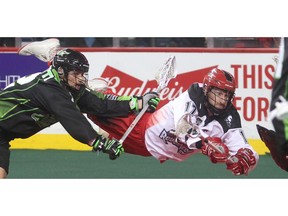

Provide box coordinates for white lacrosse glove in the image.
[269,95,288,121]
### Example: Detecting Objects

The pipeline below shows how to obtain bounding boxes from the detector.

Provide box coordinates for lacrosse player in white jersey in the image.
[19,39,259,176]
[89,68,259,176]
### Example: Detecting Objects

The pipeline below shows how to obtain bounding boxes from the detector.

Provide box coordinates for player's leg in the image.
[257,124,288,171]
[270,37,288,160]
[0,138,10,178]
[0,167,7,178]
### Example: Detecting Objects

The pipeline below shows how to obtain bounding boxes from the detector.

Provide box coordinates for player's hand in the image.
[201,137,229,163]
[92,135,124,160]
[142,92,160,113]
[226,148,256,175]
[130,92,160,113]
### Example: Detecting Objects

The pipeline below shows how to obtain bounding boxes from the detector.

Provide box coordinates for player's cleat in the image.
[18,38,61,62]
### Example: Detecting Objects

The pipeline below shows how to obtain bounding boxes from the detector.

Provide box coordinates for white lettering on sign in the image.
[0,75,21,88]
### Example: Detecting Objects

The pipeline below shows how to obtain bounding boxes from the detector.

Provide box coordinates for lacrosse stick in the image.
[175,112,233,162]
[119,56,177,143]
[87,77,111,93]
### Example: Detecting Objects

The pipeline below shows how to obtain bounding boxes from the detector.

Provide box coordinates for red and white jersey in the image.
[145,83,259,164]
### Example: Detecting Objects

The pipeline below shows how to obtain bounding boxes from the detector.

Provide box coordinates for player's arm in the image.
[53,96,124,159]
[39,84,124,159]
[77,89,160,117]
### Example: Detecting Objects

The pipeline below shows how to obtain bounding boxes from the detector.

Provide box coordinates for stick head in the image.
[88,77,110,92]
[175,112,194,137]
[155,55,177,92]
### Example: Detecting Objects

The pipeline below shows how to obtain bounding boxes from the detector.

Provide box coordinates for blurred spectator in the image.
[213,37,280,48]
[92,38,113,47]
[84,38,96,47]
[0,37,279,48]
[257,37,279,48]
[119,38,135,46]
[134,38,152,47]
[20,38,48,45]
[120,38,153,47]
[119,37,206,47]
[0,38,15,47]
[227,37,259,48]
[59,37,113,47]
[58,37,87,47]
[154,37,206,47]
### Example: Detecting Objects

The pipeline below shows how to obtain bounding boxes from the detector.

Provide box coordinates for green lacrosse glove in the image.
[92,135,124,160]
[142,92,160,113]
[130,96,140,112]
[130,92,160,113]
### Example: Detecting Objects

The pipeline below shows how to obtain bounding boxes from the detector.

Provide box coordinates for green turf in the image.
[7,149,288,178]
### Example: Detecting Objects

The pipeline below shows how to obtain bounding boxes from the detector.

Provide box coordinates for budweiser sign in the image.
[101,65,217,108]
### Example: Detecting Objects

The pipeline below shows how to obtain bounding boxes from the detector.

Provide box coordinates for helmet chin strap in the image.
[57,67,69,86]
[57,67,65,77]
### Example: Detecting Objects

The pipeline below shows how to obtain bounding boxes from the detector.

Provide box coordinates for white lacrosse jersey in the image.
[144,83,259,163]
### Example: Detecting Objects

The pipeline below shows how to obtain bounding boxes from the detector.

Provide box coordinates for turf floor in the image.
[7,149,288,178]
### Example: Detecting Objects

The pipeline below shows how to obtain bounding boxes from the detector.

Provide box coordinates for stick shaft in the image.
[119,56,176,144]
[119,85,163,143]
[119,103,149,143]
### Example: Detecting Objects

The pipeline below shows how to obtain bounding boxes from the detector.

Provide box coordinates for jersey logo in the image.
[225,115,232,128]
[57,50,70,57]
[159,129,194,155]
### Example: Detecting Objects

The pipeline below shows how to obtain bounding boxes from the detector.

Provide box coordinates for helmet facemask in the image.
[204,86,235,115]
[203,68,236,115]
[64,70,88,91]
[52,49,89,91]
